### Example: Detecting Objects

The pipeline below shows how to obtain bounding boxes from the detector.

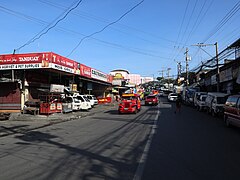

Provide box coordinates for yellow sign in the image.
[114,73,124,80]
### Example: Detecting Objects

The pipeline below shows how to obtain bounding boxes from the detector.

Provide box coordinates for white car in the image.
[84,95,95,107]
[168,93,178,102]
[64,96,81,111]
[76,95,92,110]
[85,95,98,106]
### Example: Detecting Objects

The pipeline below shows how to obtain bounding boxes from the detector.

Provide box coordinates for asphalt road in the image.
[0,103,159,180]
[142,96,240,180]
[1,97,240,180]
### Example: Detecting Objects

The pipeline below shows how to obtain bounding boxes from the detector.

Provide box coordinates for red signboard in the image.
[0,53,44,64]
[0,52,112,85]
[80,64,91,78]
[107,75,113,83]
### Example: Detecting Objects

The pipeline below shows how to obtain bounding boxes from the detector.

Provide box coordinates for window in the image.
[217,97,227,104]
[226,97,237,107]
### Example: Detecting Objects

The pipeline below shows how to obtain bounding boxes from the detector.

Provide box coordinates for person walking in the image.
[175,94,182,114]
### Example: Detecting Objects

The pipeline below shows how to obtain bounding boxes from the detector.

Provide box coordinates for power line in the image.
[38,0,176,45]
[67,0,145,57]
[170,0,190,61]
[14,0,83,53]
[0,4,170,59]
[202,1,240,43]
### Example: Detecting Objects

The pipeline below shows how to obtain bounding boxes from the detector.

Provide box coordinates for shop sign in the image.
[50,53,75,73]
[70,84,77,91]
[80,64,91,78]
[114,73,124,80]
[50,84,64,93]
[87,83,92,90]
[0,63,42,70]
[107,75,113,83]
[74,62,80,75]
[0,53,46,70]
[112,79,122,86]
[91,68,107,82]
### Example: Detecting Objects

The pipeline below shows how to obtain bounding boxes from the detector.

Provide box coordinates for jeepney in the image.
[118,93,141,114]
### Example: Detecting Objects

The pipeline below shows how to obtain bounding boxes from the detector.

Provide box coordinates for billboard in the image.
[0,52,76,74]
[0,53,47,70]
[91,68,108,82]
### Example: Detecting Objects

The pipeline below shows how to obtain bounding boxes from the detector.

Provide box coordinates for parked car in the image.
[168,93,178,102]
[145,95,158,106]
[75,95,92,110]
[194,92,207,107]
[85,95,98,106]
[224,95,240,127]
[195,94,207,111]
[64,96,81,111]
[205,92,228,116]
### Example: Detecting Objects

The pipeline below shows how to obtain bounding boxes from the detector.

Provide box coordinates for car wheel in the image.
[134,108,138,114]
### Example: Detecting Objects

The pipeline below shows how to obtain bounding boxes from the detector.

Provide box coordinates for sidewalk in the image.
[0,103,117,137]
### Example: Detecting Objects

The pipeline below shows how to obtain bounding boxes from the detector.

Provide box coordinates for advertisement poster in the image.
[50,53,75,74]
[0,53,47,70]
[91,68,108,82]
[80,64,91,78]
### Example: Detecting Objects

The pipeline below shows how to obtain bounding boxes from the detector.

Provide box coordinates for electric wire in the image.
[169,0,190,61]
[0,3,170,59]
[14,0,83,53]
[38,0,176,44]
[172,0,199,63]
[67,0,145,57]
[202,1,240,43]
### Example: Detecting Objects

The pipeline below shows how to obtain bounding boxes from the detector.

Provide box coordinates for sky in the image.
[0,0,239,79]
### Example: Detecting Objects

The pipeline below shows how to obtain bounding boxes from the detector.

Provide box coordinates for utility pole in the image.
[174,60,182,79]
[192,42,220,92]
[184,48,189,87]
[167,68,171,90]
[215,42,219,92]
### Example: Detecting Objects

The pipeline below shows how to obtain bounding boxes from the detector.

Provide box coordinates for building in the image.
[0,52,113,113]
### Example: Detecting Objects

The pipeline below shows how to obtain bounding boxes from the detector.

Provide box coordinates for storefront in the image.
[0,52,113,112]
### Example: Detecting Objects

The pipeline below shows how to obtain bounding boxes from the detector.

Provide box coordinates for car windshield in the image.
[77,96,84,102]
[122,96,136,100]
[147,96,156,99]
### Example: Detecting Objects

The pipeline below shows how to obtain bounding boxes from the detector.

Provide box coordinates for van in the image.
[205,92,228,116]
[196,94,207,111]
[224,95,240,127]
[194,92,207,107]
[64,96,81,111]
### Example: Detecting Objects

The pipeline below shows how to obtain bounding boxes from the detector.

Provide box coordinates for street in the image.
[1,97,240,180]
[142,97,240,180]
[0,103,158,180]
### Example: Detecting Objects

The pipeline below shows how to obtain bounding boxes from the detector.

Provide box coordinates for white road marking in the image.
[133,104,160,180]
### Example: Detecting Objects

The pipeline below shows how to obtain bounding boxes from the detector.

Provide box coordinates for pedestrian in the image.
[175,94,182,114]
